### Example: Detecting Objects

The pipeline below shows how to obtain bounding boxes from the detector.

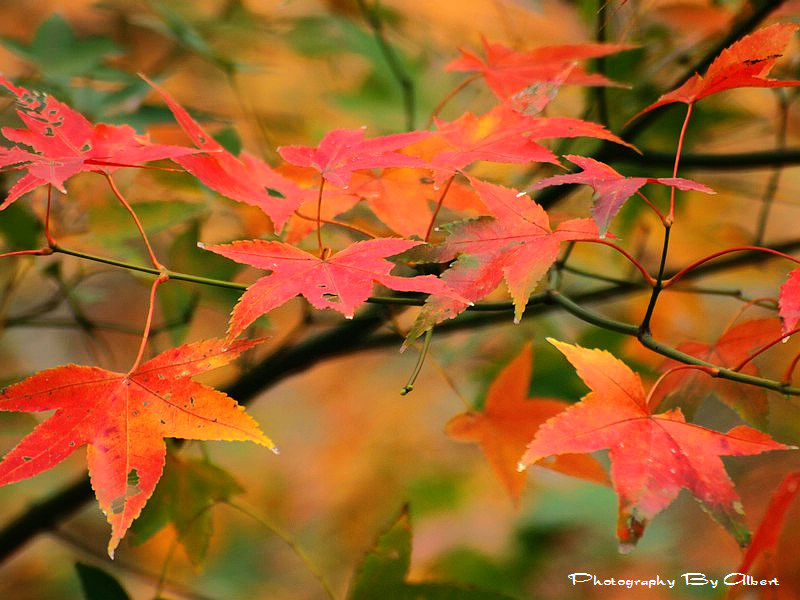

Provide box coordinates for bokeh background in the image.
[2,1,800,598]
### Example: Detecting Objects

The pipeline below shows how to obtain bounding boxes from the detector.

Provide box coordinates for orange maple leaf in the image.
[0,338,272,557]
[629,23,800,122]
[446,343,608,505]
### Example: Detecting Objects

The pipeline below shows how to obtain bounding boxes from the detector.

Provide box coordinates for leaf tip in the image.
[107,537,120,560]
[617,541,636,555]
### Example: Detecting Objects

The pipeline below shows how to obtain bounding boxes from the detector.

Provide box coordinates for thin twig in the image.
[355,0,416,130]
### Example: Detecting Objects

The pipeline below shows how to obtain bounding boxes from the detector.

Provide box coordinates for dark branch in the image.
[536,0,786,208]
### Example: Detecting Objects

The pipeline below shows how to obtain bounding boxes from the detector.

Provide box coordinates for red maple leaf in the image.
[650,318,782,427]
[446,36,635,99]
[277,127,429,188]
[353,168,486,238]
[630,23,800,122]
[520,339,791,551]
[202,238,466,340]
[146,76,301,229]
[0,338,272,557]
[737,471,800,577]
[279,167,486,242]
[262,164,362,244]
[532,155,715,235]
[0,74,195,210]
[446,343,608,505]
[779,267,800,334]
[430,104,635,179]
[405,178,599,343]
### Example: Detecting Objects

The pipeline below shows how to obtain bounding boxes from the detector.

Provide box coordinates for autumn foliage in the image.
[2,3,800,599]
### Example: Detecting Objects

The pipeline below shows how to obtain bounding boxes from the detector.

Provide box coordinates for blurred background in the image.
[1,1,800,598]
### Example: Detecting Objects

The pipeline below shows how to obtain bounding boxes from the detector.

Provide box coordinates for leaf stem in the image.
[668,103,693,223]
[645,364,718,412]
[316,177,326,255]
[400,327,432,395]
[128,273,169,374]
[731,326,799,373]
[578,238,655,285]
[424,174,455,242]
[665,245,800,288]
[44,184,56,246]
[0,247,52,260]
[782,351,800,385]
[427,74,480,127]
[636,190,666,224]
[104,173,164,270]
[294,209,376,239]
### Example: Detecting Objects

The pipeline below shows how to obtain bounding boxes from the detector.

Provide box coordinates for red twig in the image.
[668,102,694,223]
[127,273,169,375]
[316,178,326,256]
[104,173,164,270]
[665,246,800,288]
[732,326,800,372]
[294,210,377,239]
[44,184,56,246]
[427,74,480,127]
[0,247,52,260]
[424,174,455,242]
[645,363,718,412]
[578,238,656,285]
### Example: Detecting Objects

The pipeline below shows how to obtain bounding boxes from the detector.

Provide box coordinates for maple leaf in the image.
[280,166,486,241]
[0,74,195,210]
[630,24,800,122]
[0,338,273,557]
[277,127,430,188]
[736,471,800,577]
[404,178,599,343]
[446,36,635,100]
[202,238,467,340]
[520,339,792,551]
[348,506,514,600]
[531,155,715,235]
[430,104,635,180]
[446,343,608,505]
[650,318,782,427]
[779,267,800,334]
[431,107,556,174]
[145,76,301,229]
[275,164,362,244]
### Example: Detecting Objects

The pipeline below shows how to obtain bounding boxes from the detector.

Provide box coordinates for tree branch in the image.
[536,0,786,208]
[3,232,800,564]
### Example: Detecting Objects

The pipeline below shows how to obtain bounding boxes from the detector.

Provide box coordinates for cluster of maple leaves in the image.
[0,21,799,567]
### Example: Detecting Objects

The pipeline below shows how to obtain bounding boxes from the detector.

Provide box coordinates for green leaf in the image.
[130,452,242,566]
[348,506,515,600]
[1,14,119,83]
[75,563,132,600]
